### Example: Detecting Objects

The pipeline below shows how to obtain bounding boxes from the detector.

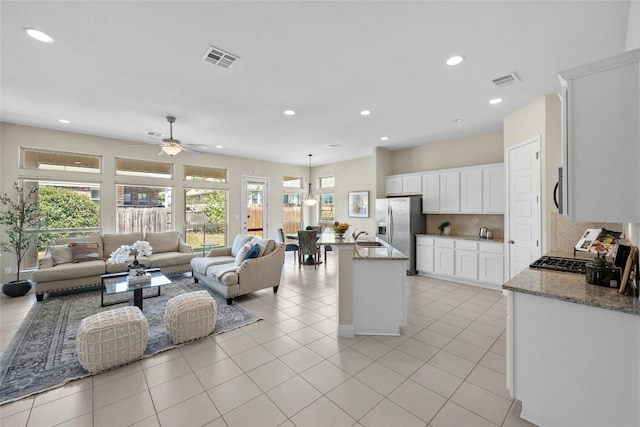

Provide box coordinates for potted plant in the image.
[0,182,39,297]
[437,221,451,236]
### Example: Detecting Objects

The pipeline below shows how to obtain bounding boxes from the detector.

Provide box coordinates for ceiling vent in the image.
[146,131,163,140]
[491,72,520,88]
[202,45,239,69]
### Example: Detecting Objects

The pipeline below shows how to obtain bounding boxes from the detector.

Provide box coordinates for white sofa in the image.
[190,234,285,304]
[33,231,196,301]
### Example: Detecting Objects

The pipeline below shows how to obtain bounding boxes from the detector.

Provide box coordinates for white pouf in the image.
[76,306,148,373]
[165,290,217,344]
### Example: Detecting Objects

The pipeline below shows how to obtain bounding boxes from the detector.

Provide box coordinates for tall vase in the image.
[128,255,145,276]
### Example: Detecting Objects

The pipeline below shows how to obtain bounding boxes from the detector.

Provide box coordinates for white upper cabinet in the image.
[439,171,461,213]
[460,168,483,213]
[482,164,505,213]
[558,48,640,223]
[422,173,440,213]
[385,174,422,196]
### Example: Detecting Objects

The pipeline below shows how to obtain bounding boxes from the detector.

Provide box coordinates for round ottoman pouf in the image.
[76,306,148,373]
[165,290,217,344]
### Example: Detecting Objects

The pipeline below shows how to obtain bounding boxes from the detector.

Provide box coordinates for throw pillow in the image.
[235,242,252,266]
[50,244,73,265]
[231,234,253,257]
[244,243,260,261]
[250,238,275,257]
[69,242,100,263]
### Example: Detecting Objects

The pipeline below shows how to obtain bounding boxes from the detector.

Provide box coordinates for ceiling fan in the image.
[158,116,206,156]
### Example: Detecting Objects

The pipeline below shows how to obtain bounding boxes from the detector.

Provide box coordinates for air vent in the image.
[146,131,163,140]
[202,45,239,69]
[491,72,520,88]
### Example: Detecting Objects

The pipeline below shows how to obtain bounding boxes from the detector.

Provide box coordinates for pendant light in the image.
[303,154,318,206]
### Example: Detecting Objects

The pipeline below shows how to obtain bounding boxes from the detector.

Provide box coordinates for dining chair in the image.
[277,228,298,264]
[297,230,320,269]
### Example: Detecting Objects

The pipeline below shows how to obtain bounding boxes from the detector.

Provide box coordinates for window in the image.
[115,185,172,233]
[185,188,228,252]
[283,193,302,234]
[184,165,227,183]
[283,176,303,189]
[319,193,335,230]
[22,148,101,173]
[116,158,172,178]
[319,176,335,188]
[22,179,102,268]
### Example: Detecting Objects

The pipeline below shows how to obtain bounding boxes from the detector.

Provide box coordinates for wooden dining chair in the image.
[297,230,320,269]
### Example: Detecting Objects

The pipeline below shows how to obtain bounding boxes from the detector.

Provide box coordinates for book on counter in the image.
[575,228,623,256]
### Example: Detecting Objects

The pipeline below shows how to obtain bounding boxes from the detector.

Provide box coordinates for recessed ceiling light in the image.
[360,110,371,116]
[58,119,71,124]
[380,136,389,141]
[326,144,342,149]
[24,28,54,43]
[284,110,296,116]
[215,145,223,149]
[446,55,465,66]
[489,98,503,105]
[452,119,463,123]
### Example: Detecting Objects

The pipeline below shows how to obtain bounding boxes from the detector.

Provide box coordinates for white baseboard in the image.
[338,324,354,338]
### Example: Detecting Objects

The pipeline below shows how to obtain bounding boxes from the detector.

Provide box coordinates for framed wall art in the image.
[348,191,369,218]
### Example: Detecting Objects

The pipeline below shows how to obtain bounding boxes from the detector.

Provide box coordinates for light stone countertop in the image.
[503,252,640,316]
[315,233,408,261]
[417,233,504,243]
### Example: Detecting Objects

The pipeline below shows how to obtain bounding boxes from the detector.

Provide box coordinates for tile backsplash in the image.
[426,214,504,241]
[549,211,623,252]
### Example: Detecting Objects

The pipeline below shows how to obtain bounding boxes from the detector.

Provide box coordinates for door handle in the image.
[508,240,515,244]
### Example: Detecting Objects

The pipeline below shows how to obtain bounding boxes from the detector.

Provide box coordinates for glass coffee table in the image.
[101,268,171,311]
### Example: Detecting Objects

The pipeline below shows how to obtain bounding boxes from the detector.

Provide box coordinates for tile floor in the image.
[0,252,536,427]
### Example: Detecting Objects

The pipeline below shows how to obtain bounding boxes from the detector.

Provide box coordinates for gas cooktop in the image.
[529,256,589,274]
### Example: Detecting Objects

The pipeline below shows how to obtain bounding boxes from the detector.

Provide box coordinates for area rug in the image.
[0,275,260,405]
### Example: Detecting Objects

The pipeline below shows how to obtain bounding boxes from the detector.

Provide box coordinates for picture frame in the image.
[348,191,369,218]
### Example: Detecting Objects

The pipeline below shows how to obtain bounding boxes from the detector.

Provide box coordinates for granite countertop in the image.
[315,233,408,261]
[417,234,503,243]
[503,253,640,316]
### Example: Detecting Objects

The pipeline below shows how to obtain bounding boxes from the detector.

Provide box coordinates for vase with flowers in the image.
[107,240,153,275]
[332,221,349,239]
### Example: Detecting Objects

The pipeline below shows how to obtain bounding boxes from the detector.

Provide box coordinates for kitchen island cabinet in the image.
[503,266,640,427]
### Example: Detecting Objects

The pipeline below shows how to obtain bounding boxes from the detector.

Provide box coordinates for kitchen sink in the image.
[356,241,384,247]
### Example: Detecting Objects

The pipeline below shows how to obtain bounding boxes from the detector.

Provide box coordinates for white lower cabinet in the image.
[418,236,504,289]
[434,239,455,276]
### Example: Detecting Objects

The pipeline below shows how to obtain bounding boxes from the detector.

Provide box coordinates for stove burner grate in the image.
[529,256,588,274]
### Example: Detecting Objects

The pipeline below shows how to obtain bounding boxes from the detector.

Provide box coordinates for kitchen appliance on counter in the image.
[376,196,426,275]
[529,256,589,274]
[529,255,621,287]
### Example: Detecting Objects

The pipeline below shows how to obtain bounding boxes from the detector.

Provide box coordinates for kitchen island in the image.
[316,233,408,337]
[503,262,639,427]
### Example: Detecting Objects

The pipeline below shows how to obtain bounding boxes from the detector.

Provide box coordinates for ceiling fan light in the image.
[303,197,318,206]
[162,145,182,156]
[304,154,317,206]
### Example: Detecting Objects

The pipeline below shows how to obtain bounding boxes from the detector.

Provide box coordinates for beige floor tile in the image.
[94,390,156,427]
[182,342,229,371]
[222,394,287,427]
[395,337,440,362]
[232,345,276,372]
[412,328,454,349]
[326,378,383,420]
[359,398,425,427]
[430,400,498,427]
[0,409,30,427]
[247,359,297,392]
[34,379,93,410]
[410,363,464,399]
[55,412,93,427]
[451,381,511,425]
[354,362,406,396]
[93,369,149,409]
[0,396,34,419]
[300,360,351,394]
[428,350,476,379]
[143,355,192,388]
[466,364,511,400]
[376,349,424,377]
[442,338,487,364]
[194,356,244,390]
[350,337,394,360]
[279,346,323,373]
[157,392,220,427]
[388,379,447,423]
[480,350,507,374]
[305,335,346,359]
[272,317,307,334]
[290,396,356,427]
[502,401,538,427]
[216,334,259,356]
[246,324,285,344]
[130,414,160,427]
[262,335,303,357]
[288,325,326,345]
[27,389,92,427]
[267,375,322,417]
[139,348,182,370]
[206,374,262,414]
[93,360,142,387]
[328,348,374,375]
[456,329,498,350]
[149,373,205,412]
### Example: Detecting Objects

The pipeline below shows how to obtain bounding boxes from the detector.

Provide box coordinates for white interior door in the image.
[242,176,269,238]
[507,137,541,279]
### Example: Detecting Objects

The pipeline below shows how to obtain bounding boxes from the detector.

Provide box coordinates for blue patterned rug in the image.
[0,274,260,405]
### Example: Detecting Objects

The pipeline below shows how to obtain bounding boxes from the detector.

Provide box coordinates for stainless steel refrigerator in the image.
[376,196,426,275]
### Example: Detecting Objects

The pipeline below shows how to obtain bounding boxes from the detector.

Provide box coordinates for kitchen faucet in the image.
[351,229,369,242]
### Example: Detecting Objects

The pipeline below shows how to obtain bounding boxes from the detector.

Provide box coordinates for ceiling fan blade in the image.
[181,145,203,156]
[184,143,208,150]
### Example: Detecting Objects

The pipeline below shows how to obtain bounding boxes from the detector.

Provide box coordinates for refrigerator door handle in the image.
[387,204,393,245]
